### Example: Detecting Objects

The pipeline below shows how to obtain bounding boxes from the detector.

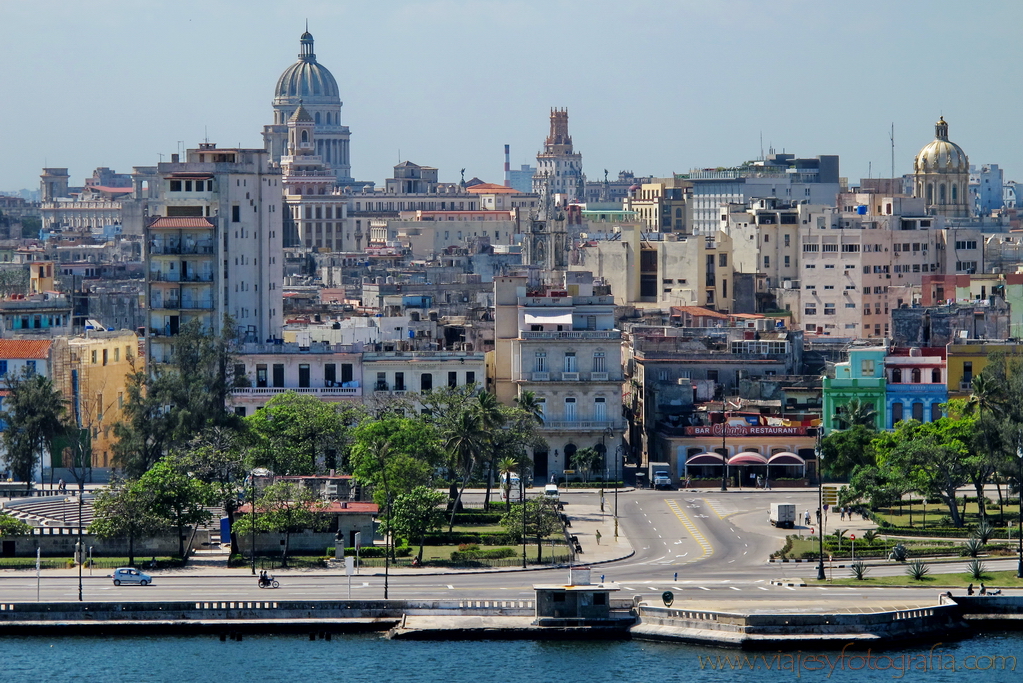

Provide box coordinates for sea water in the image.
[4,631,1020,682]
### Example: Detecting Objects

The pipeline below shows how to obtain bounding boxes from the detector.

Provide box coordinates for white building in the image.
[532,109,584,203]
[493,272,625,483]
[145,143,284,365]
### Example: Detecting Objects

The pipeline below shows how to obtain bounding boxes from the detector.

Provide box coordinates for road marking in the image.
[647,586,658,590]
[665,499,713,562]
[447,584,454,590]
[704,499,736,519]
[757,586,769,591]
[697,586,710,591]
[729,586,741,591]
[622,586,634,590]
[672,586,682,590]
[816,587,828,590]
[784,586,795,591]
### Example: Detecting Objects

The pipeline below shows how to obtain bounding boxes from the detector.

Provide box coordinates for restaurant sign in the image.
[683,424,809,437]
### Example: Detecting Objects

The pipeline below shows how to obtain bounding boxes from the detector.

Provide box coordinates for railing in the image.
[521,331,621,340]
[541,420,624,431]
[562,372,579,381]
[149,241,215,255]
[149,271,180,282]
[530,372,550,381]
[591,372,609,381]
[233,387,361,397]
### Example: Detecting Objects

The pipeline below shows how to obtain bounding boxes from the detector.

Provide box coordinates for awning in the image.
[685,453,725,465]
[524,311,573,325]
[728,452,769,465]
[768,452,805,465]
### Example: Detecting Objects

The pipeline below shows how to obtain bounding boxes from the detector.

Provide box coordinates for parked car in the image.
[111,567,153,586]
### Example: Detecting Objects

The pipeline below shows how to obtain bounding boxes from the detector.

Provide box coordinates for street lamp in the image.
[1016,439,1023,579]
[250,472,257,576]
[76,485,84,602]
[816,428,826,581]
[720,407,728,492]
[614,445,622,540]
[521,473,527,569]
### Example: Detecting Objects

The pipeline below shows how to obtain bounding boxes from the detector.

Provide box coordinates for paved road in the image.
[2,487,1019,604]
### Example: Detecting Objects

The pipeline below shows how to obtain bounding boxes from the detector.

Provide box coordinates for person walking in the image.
[967,583,974,595]
[804,510,811,526]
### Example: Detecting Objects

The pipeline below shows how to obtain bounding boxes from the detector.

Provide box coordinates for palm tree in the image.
[515,390,545,426]
[445,408,485,531]
[968,374,1005,418]
[497,457,519,512]
[833,398,877,429]
[474,392,506,511]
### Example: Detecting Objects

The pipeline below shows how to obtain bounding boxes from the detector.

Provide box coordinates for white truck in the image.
[769,503,796,529]
[648,462,672,489]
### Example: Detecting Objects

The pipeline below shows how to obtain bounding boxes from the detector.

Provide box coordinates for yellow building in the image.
[945,341,1023,399]
[53,330,142,469]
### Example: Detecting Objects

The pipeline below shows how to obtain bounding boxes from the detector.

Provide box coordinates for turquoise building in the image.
[822,346,887,432]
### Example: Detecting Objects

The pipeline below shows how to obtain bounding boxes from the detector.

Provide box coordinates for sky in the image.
[2,0,1021,193]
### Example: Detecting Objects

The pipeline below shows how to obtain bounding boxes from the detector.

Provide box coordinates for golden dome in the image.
[914,117,968,174]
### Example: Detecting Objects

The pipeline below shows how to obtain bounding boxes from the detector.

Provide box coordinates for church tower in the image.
[532,108,584,203]
[524,175,569,271]
[913,117,970,218]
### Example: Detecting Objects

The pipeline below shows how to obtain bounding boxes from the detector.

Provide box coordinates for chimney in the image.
[504,144,511,187]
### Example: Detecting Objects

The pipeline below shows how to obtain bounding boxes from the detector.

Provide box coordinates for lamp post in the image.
[614,445,621,540]
[1016,440,1023,579]
[816,428,826,581]
[250,472,257,576]
[720,407,728,492]
[521,473,527,568]
[77,485,84,602]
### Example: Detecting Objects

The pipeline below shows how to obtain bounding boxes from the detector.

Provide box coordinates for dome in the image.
[914,117,968,174]
[274,32,340,104]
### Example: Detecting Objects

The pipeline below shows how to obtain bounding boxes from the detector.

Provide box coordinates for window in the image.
[763,255,770,267]
[892,368,902,383]
[298,364,310,388]
[256,364,267,387]
[912,402,924,422]
[324,363,337,386]
[784,234,791,247]
[592,351,606,373]
[102,349,108,366]
[784,255,790,267]
[803,244,819,252]
[955,240,978,250]
[232,205,241,222]
[861,359,875,375]
[845,303,856,308]
[376,372,387,391]
[0,360,6,376]
[170,180,182,192]
[534,352,547,373]
[822,244,838,252]
[658,369,669,381]
[466,371,475,385]
[594,397,606,422]
[421,373,433,392]
[823,304,836,315]
[564,352,577,373]
[718,254,727,267]
[448,371,458,388]
[891,402,903,426]
[841,244,860,252]
[804,306,817,316]
[394,372,406,391]
[931,403,942,422]
[911,368,921,383]
[272,364,284,388]
[931,368,941,383]
[564,397,577,421]
[341,364,353,384]
[91,350,97,364]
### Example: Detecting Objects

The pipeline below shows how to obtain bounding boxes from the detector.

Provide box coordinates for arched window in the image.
[951,184,958,203]
[931,368,941,383]
[314,112,320,124]
[939,184,946,204]
[927,183,934,204]
[301,130,308,143]
[892,368,902,383]
[911,368,921,383]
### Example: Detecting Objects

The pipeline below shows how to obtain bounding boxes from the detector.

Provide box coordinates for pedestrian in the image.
[804,510,811,526]
[840,508,846,521]
[57,478,64,493]
[967,583,974,595]
[600,574,605,584]
[674,571,678,582]
[595,529,601,545]
[979,583,987,595]
[816,509,821,525]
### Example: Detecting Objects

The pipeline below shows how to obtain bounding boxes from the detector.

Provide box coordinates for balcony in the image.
[959,381,973,391]
[561,372,579,381]
[149,240,215,255]
[540,420,625,431]
[530,372,550,381]
[521,330,621,340]
[233,386,362,398]
[591,372,609,381]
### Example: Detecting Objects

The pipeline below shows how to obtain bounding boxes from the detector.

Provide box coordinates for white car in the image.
[111,567,153,586]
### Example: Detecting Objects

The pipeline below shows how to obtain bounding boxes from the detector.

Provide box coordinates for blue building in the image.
[884,346,948,427]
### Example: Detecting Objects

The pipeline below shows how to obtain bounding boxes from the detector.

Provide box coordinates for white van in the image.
[500,474,522,502]
[544,484,560,499]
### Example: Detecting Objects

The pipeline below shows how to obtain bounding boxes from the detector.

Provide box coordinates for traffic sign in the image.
[822,485,839,506]
[662,591,674,607]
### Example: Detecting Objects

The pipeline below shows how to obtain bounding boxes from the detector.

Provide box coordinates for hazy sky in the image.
[2,0,1021,192]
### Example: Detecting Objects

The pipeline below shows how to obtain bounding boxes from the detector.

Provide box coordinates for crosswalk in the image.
[613,580,890,593]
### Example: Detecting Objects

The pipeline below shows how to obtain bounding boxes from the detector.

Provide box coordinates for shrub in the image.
[850,561,869,580]
[457,543,480,552]
[906,561,930,580]
[449,547,517,562]
[890,543,908,562]
[967,559,988,580]
[451,513,503,525]
[972,521,994,545]
[326,545,411,558]
[961,538,983,558]
[862,530,878,544]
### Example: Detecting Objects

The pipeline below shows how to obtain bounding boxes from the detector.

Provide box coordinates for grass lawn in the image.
[448,524,505,534]
[874,499,1019,533]
[0,556,181,570]
[782,536,958,561]
[813,569,1023,589]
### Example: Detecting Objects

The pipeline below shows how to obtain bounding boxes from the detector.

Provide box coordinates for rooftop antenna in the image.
[890,123,895,180]
[204,126,209,144]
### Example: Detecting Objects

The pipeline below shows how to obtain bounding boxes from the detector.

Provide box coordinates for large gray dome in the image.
[273,32,340,104]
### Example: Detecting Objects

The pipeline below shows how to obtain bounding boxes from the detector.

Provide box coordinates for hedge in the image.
[325,545,411,558]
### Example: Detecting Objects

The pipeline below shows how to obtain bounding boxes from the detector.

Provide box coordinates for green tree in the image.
[88,479,164,567]
[0,370,67,485]
[497,457,520,512]
[138,459,213,558]
[444,407,485,531]
[348,417,443,505]
[473,391,506,510]
[246,392,364,475]
[238,480,325,567]
[500,497,562,563]
[571,447,601,483]
[113,318,242,477]
[172,426,249,552]
[514,390,545,426]
[0,511,32,536]
[833,398,878,430]
[387,485,446,562]
[820,424,877,479]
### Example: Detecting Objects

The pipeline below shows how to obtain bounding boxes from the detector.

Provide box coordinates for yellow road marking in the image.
[704,499,735,520]
[666,499,713,562]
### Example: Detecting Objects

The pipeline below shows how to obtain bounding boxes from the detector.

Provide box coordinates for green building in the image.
[822,345,887,432]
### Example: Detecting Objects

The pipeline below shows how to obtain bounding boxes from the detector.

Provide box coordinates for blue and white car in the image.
[111,567,153,586]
